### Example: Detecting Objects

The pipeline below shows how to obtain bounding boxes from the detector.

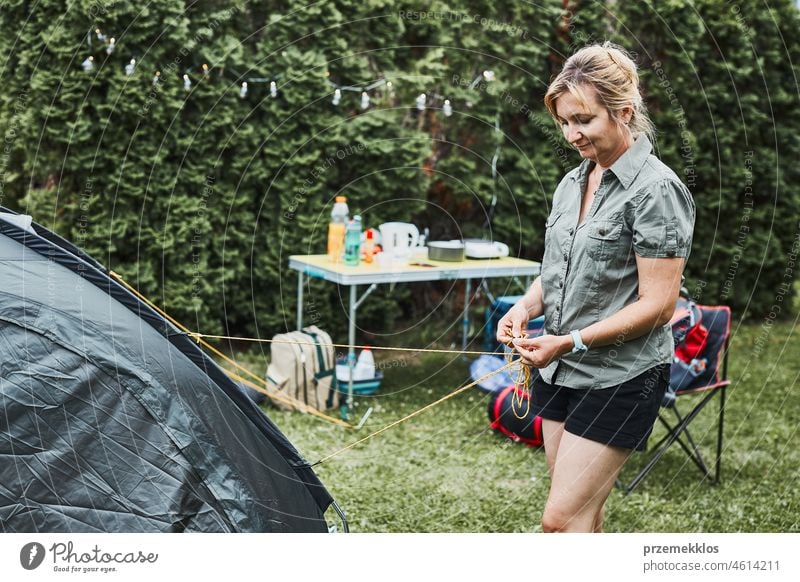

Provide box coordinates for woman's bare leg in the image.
[541,430,631,533]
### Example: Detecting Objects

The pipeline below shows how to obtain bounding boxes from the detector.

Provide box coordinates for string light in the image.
[76,33,500,121]
[443,99,452,117]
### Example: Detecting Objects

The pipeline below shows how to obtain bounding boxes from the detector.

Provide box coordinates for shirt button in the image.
[599,228,607,236]
[563,253,568,261]
[558,280,563,288]
[568,228,574,235]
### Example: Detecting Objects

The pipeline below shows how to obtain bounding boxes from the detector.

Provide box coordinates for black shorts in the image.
[530,364,669,451]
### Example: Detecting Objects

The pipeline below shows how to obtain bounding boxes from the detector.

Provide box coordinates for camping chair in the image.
[618,299,731,494]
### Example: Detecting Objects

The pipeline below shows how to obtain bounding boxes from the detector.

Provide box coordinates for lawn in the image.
[241,319,799,533]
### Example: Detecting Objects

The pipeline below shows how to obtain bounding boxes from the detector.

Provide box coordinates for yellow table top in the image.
[289,254,540,285]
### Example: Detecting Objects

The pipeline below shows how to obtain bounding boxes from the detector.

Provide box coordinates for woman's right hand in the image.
[496,302,530,345]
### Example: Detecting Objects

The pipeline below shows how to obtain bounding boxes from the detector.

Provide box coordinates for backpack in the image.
[265,326,337,412]
[487,385,544,447]
[664,297,710,405]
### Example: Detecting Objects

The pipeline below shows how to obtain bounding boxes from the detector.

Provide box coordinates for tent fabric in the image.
[0,210,332,532]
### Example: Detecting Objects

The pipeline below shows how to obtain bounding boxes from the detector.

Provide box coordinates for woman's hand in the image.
[496,303,531,344]
[512,334,573,368]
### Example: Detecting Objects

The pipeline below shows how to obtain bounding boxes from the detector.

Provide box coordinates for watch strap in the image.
[570,329,587,353]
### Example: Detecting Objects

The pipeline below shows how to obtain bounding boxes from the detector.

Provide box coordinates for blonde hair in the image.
[544,42,655,143]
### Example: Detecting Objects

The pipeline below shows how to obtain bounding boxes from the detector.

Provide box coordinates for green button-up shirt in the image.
[540,136,695,389]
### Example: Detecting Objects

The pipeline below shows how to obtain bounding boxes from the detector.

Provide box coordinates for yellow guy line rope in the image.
[188,333,504,358]
[312,359,517,466]
[108,271,353,428]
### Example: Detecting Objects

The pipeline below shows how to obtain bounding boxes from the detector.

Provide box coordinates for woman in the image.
[496,43,695,533]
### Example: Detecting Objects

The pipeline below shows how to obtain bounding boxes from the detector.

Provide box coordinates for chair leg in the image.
[619,389,718,494]
[670,408,712,478]
[715,385,726,484]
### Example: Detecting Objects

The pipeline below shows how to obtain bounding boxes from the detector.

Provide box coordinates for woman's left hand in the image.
[512,334,572,368]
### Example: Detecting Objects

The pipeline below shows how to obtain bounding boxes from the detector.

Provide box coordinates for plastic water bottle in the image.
[354,347,376,380]
[344,215,362,266]
[327,196,349,262]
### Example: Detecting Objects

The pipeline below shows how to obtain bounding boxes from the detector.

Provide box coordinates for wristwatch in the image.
[569,329,588,354]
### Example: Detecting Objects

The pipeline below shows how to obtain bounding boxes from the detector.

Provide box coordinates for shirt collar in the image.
[570,135,652,189]
[609,135,652,189]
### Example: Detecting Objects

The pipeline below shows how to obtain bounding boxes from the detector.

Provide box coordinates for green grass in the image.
[236,320,800,532]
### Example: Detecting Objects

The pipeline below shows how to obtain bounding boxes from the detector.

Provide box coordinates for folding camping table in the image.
[288,254,541,419]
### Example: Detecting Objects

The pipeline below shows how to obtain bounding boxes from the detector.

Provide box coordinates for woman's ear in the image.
[620,105,634,125]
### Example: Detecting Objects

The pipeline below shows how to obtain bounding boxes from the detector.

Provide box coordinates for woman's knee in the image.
[541,506,575,533]
[542,503,602,533]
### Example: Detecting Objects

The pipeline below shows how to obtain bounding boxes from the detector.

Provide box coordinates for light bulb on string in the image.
[106,37,115,55]
[95,28,106,42]
[239,81,248,98]
[270,80,277,98]
[183,74,192,91]
[152,71,161,86]
[125,58,136,76]
[360,91,370,110]
[443,99,452,117]
[416,93,427,111]
[81,56,94,72]
[202,63,209,77]
[386,81,395,98]
[332,88,341,106]
[483,70,495,82]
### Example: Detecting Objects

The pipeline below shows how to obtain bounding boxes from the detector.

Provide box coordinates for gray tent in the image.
[0,209,338,532]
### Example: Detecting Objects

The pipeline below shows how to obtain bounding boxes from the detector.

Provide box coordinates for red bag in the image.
[487,385,544,447]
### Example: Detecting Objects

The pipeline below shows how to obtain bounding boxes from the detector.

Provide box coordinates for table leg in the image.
[297,271,304,330]
[462,277,472,352]
[346,284,357,417]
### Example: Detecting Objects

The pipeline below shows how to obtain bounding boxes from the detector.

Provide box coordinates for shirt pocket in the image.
[586,219,624,261]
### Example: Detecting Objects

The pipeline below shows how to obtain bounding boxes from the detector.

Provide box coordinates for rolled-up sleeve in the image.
[632,179,695,258]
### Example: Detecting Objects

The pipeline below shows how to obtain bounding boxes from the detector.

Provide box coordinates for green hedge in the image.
[1,0,798,339]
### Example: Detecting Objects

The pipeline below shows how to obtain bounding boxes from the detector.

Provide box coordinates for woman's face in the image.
[554,84,632,167]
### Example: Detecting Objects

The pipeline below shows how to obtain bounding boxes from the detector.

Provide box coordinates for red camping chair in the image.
[618,296,731,494]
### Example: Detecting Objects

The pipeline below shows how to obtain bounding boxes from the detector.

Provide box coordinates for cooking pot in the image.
[427,240,465,262]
